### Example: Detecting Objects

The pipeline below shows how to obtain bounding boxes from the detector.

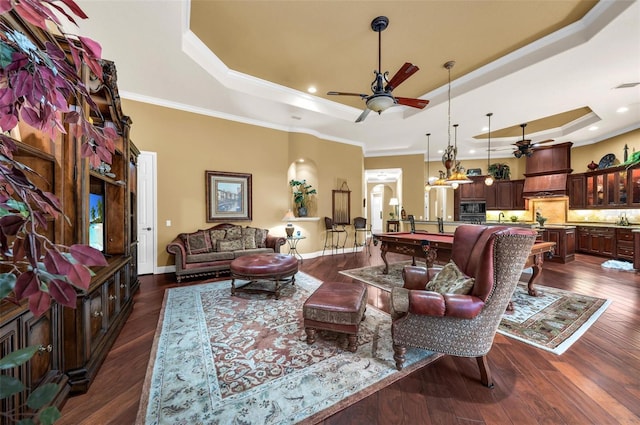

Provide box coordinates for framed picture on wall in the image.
[206,171,252,222]
[466,168,482,176]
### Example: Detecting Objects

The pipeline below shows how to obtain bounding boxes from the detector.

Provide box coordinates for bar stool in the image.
[322,216,347,255]
[352,217,371,255]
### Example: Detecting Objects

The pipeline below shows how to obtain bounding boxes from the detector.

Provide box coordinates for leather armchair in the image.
[390,225,536,387]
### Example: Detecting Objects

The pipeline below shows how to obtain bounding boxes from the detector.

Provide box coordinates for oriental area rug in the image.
[136,272,441,425]
[340,261,611,355]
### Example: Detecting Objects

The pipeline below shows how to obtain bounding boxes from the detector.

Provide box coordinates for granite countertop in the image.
[565,222,640,229]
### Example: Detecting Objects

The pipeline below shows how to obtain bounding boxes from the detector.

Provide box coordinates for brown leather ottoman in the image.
[303,281,367,352]
[230,253,298,299]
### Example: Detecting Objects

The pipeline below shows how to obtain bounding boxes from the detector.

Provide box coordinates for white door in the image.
[371,193,383,233]
[137,151,156,275]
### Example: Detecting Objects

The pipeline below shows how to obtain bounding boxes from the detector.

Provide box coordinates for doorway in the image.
[137,151,157,275]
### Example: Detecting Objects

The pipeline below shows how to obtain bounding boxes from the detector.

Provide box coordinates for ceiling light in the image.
[485,112,494,186]
[366,93,395,113]
[446,124,472,185]
[589,126,599,131]
[440,61,471,186]
[307,86,317,94]
[617,106,629,113]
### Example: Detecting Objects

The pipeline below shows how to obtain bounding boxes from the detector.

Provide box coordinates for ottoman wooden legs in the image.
[302,281,368,352]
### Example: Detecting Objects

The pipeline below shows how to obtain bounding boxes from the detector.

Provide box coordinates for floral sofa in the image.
[166,223,286,282]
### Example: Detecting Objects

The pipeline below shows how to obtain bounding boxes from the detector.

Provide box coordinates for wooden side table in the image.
[387,220,400,232]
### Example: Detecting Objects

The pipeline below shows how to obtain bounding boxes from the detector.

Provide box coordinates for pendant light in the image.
[447,123,472,187]
[441,61,470,187]
[485,112,494,186]
[425,133,433,191]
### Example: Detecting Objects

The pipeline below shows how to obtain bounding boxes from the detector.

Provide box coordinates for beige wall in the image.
[571,128,639,173]
[123,97,637,268]
[123,100,363,266]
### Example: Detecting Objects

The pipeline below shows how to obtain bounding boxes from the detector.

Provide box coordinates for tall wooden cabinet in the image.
[0,13,138,421]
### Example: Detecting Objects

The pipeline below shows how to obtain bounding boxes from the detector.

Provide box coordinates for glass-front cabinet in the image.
[583,164,638,208]
[631,166,640,206]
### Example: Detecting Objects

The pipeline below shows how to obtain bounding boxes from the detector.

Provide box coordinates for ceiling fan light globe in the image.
[366,94,395,113]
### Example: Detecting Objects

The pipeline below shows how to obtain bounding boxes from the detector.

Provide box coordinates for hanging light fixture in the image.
[432,170,452,187]
[447,123,472,186]
[485,112,494,186]
[425,133,433,191]
[440,61,470,187]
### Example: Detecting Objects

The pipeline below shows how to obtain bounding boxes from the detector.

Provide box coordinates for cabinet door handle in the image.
[92,311,103,317]
[38,344,53,353]
[144,227,152,231]
[109,295,117,301]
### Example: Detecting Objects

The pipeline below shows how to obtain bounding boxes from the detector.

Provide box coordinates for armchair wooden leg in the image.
[476,355,494,388]
[393,344,406,371]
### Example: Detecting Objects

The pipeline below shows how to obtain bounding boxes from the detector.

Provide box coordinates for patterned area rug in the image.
[340,262,611,355]
[136,272,441,424]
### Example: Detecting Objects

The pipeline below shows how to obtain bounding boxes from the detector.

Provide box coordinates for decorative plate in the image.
[598,153,615,169]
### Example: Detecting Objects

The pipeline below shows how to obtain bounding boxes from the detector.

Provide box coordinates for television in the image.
[89,192,105,251]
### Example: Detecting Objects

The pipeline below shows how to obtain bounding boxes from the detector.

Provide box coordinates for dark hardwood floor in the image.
[59,247,640,425]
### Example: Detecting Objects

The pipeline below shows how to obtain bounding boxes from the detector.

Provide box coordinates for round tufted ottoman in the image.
[229,253,299,299]
[303,281,368,352]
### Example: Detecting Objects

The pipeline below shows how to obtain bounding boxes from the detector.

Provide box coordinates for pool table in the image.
[372,231,555,297]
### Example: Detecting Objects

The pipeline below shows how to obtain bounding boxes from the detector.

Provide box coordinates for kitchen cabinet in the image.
[512,179,525,209]
[577,226,616,257]
[568,174,586,209]
[630,167,640,207]
[634,231,640,270]
[485,179,525,210]
[583,163,639,208]
[457,176,486,200]
[541,227,575,263]
[615,228,634,261]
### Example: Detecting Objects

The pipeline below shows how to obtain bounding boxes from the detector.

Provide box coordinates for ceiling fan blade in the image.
[395,97,429,109]
[385,62,419,92]
[355,108,371,123]
[327,91,368,98]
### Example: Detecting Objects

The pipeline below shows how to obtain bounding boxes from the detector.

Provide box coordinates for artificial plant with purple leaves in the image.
[0,1,116,423]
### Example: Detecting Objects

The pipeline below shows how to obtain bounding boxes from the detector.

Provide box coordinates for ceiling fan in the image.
[512,124,554,158]
[489,123,554,157]
[327,16,429,123]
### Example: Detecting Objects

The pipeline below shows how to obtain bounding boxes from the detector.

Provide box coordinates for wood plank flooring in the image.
[59,248,640,424]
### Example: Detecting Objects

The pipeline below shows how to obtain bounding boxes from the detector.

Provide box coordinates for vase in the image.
[587,161,598,171]
[297,207,308,217]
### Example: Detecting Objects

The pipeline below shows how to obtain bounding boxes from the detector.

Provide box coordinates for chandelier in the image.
[441,61,471,187]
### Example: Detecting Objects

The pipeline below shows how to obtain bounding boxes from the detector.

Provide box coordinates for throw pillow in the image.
[181,230,211,255]
[225,225,242,239]
[218,238,243,252]
[209,229,226,252]
[254,228,268,248]
[241,227,257,249]
[425,260,475,295]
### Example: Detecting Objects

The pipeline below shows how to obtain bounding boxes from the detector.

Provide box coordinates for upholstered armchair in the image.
[390,225,536,387]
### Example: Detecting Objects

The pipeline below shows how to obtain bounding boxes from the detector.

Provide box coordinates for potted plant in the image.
[289,179,317,217]
[488,163,511,180]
